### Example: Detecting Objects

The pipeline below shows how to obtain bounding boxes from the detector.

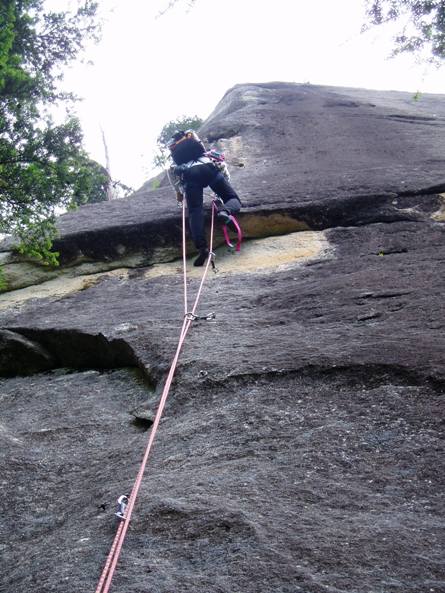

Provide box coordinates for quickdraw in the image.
[115,495,129,521]
[184,311,216,321]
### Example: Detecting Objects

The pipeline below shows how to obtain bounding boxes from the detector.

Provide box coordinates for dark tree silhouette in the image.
[364,0,445,63]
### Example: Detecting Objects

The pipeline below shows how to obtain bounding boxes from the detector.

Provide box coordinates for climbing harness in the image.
[167,162,243,255]
[94,201,217,593]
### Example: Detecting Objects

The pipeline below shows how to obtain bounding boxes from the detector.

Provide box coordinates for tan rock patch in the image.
[241,213,310,236]
[0,231,331,311]
[144,230,331,279]
[0,269,129,311]
[432,193,445,222]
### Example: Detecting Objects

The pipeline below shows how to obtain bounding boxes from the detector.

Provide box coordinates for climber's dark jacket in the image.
[170,159,241,250]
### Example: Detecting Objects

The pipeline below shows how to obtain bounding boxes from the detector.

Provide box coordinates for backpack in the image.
[168,130,206,165]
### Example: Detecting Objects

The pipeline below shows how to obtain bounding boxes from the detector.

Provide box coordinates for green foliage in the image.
[71,159,111,206]
[153,115,203,169]
[364,1,445,63]
[0,0,105,265]
[15,217,60,266]
[0,266,7,292]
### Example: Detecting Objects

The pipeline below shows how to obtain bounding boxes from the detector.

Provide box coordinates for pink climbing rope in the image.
[182,200,188,315]
[94,201,216,593]
[222,214,243,252]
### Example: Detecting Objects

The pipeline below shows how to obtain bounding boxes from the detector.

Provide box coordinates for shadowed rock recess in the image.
[1,82,444,593]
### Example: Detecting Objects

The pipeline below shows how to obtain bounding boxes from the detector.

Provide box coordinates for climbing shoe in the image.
[217,210,231,224]
[217,210,238,232]
[193,248,209,267]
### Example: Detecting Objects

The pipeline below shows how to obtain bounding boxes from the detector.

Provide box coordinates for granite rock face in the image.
[0,82,444,593]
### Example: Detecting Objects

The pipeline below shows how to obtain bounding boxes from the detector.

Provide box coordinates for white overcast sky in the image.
[55,0,443,189]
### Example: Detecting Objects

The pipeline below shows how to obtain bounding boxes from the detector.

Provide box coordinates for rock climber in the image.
[168,130,242,266]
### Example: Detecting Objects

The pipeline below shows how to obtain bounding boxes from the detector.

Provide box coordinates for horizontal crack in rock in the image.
[203,363,445,394]
[1,191,442,301]
[0,327,152,382]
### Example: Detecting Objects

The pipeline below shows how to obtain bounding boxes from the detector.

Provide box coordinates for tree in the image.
[0,0,105,265]
[71,158,111,207]
[153,115,203,169]
[364,0,445,63]
[101,127,114,201]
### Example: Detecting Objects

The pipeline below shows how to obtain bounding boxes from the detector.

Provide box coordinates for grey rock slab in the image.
[2,82,440,262]
[0,368,151,593]
[1,220,444,382]
[200,82,445,204]
[0,369,443,593]
[1,83,445,593]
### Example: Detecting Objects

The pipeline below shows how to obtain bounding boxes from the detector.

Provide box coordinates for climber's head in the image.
[167,130,186,152]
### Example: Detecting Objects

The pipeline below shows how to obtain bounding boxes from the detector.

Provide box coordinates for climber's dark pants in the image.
[183,163,241,250]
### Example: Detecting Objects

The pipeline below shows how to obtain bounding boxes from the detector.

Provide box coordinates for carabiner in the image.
[115,494,129,520]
